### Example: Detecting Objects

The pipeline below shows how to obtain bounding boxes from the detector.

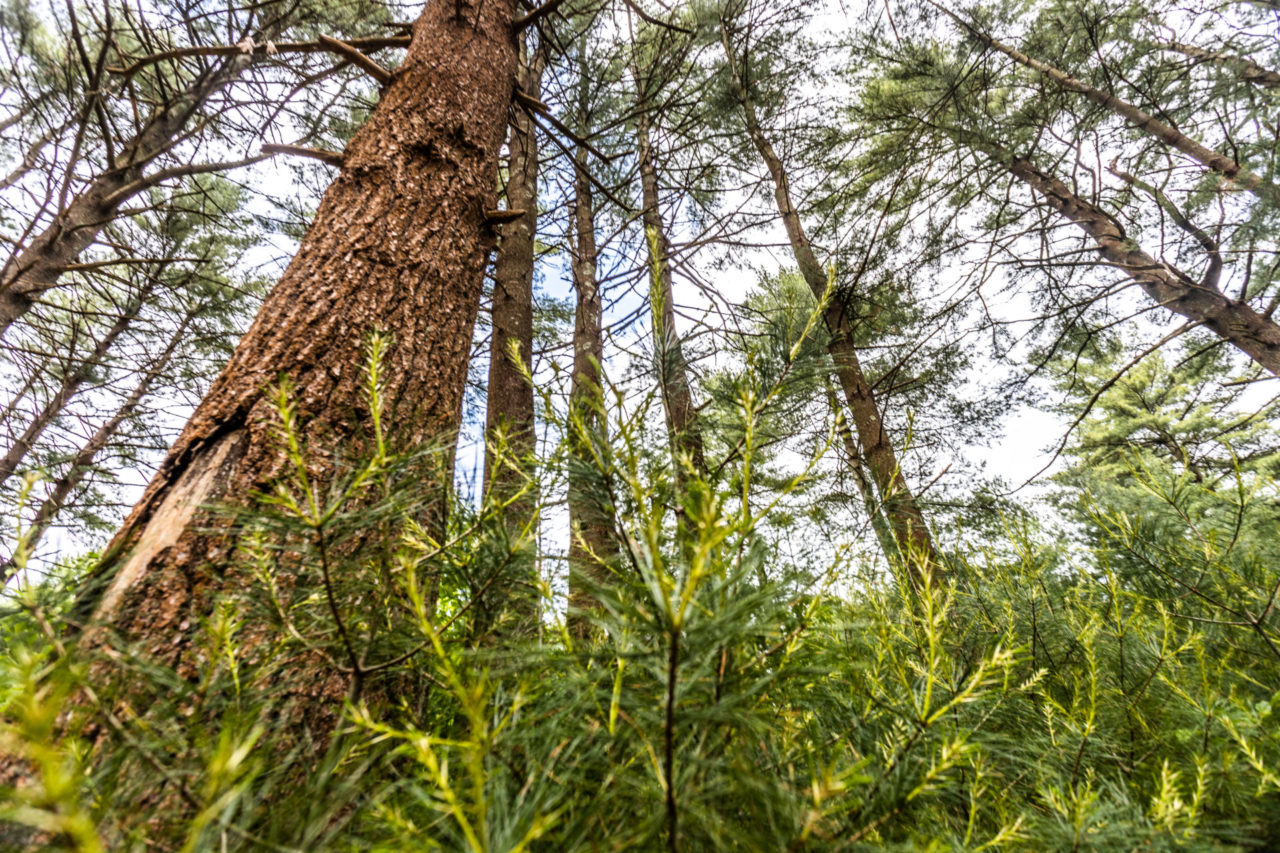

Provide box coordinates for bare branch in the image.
[262,142,347,168]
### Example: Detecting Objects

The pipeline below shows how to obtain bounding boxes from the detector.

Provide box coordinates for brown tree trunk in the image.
[635,102,706,479]
[0,279,153,485]
[566,96,616,638]
[823,376,898,562]
[1,313,187,584]
[478,42,547,638]
[720,27,938,581]
[75,0,519,693]
[1001,151,1280,375]
[932,1,1280,208]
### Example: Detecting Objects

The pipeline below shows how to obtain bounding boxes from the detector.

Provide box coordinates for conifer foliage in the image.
[1,0,1279,849]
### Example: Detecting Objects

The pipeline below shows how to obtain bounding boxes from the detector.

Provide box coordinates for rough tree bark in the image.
[1000,150,1280,375]
[479,41,547,638]
[566,88,616,638]
[634,99,706,479]
[74,0,520,695]
[932,1,1280,208]
[720,26,938,581]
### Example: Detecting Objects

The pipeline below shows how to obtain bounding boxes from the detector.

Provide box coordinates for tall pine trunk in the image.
[721,28,937,581]
[479,42,547,638]
[567,86,615,637]
[823,376,898,562]
[77,0,519,686]
[635,102,706,478]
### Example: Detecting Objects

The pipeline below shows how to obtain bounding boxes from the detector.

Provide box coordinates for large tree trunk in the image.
[933,2,1280,208]
[566,103,616,638]
[0,279,153,485]
[75,0,519,694]
[635,104,706,478]
[1000,151,1280,375]
[720,27,938,582]
[478,42,546,638]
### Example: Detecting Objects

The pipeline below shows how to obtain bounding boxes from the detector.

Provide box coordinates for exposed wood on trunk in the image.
[999,149,1280,375]
[75,0,520,708]
[1162,41,1280,90]
[931,1,1280,208]
[720,25,937,582]
[1,314,188,584]
[0,280,153,485]
[635,101,706,479]
[567,82,616,638]
[480,42,547,638]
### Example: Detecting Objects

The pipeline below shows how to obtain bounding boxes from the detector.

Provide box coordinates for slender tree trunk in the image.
[75,0,519,692]
[823,376,897,562]
[933,1,1280,207]
[0,280,152,485]
[635,101,706,478]
[1,314,187,584]
[720,27,937,580]
[479,42,546,638]
[567,97,616,638]
[999,150,1280,375]
[0,62,245,334]
[1163,41,1280,89]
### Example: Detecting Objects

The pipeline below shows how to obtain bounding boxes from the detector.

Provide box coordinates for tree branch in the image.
[262,142,347,168]
[109,34,410,79]
[316,35,393,86]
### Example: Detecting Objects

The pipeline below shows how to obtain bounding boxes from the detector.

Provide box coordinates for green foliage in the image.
[1,326,1278,850]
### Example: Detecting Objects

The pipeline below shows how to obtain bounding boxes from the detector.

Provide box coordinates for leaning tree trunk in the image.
[998,150,1280,375]
[75,0,519,692]
[931,1,1280,208]
[720,27,937,582]
[1163,41,1280,90]
[566,105,617,638]
[478,42,547,639]
[634,103,706,479]
[823,376,898,563]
